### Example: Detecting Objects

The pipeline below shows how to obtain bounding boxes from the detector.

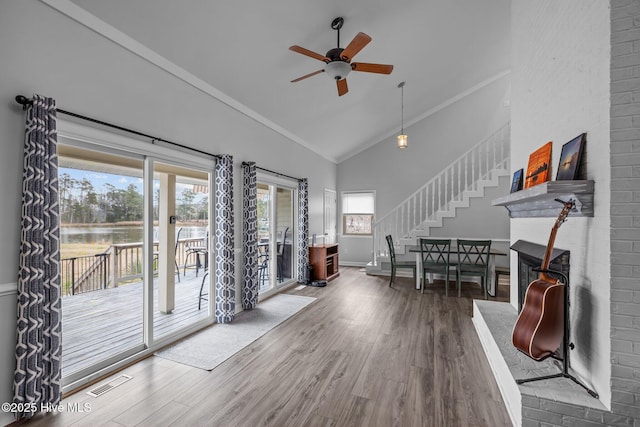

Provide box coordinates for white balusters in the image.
[372,123,510,265]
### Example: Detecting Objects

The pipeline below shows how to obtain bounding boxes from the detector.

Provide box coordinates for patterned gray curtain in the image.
[297,178,309,282]
[14,95,61,419]
[214,154,235,323]
[242,162,258,309]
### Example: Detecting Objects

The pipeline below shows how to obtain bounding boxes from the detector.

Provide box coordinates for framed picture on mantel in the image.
[556,133,586,180]
[524,141,552,189]
[510,168,524,193]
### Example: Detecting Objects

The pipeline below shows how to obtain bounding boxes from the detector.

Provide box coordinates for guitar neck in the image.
[539,232,558,282]
[533,201,573,283]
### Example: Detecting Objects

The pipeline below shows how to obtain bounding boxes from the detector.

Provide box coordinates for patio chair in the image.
[153,226,182,282]
[184,228,209,277]
[277,227,289,282]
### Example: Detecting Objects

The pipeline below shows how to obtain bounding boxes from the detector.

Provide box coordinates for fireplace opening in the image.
[510,240,570,312]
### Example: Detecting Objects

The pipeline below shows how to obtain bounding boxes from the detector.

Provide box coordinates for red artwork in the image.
[524,141,552,189]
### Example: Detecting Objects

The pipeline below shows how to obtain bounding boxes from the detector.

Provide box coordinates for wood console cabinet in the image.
[309,244,339,282]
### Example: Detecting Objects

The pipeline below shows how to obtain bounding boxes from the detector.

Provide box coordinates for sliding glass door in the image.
[151,160,211,340]
[57,123,215,387]
[58,143,147,380]
[257,179,297,296]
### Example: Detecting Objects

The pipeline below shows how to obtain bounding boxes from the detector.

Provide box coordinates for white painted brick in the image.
[612,389,637,404]
[612,116,634,129]
[610,402,640,419]
[612,166,633,178]
[613,92,634,105]
[522,407,563,424]
[611,289,636,302]
[513,0,640,420]
[539,400,586,418]
[612,3,640,20]
[613,42,635,57]
[613,53,640,68]
[611,314,633,328]
[613,17,636,32]
[613,240,634,252]
[612,338,634,353]
[610,215,633,227]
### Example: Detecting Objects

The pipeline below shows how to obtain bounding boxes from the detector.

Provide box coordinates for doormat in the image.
[154,293,316,370]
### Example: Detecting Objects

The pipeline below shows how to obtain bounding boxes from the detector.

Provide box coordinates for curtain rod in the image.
[15,95,222,160]
[241,161,303,182]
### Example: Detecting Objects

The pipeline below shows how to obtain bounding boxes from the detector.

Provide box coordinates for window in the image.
[342,191,375,235]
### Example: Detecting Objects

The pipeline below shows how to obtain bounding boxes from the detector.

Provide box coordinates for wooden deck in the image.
[62,269,210,376]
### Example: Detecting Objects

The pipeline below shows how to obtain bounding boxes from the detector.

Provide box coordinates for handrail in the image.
[372,122,510,264]
[61,236,207,296]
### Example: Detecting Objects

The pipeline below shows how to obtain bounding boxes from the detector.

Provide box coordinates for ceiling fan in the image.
[289,17,394,96]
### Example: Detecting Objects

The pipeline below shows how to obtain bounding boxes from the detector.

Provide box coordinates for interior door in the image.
[324,189,337,244]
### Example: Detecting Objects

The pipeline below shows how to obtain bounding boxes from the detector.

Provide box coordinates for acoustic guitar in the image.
[511,200,574,361]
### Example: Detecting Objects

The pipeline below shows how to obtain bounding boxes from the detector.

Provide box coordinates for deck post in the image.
[158,172,176,314]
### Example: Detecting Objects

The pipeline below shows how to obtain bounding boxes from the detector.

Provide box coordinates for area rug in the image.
[154,293,316,370]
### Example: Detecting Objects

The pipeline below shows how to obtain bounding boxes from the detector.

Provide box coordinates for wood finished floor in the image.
[19,267,512,427]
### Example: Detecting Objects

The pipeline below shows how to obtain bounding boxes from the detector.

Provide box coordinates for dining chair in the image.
[419,238,452,296]
[455,239,492,298]
[386,234,416,287]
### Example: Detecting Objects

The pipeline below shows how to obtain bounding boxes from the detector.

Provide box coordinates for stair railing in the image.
[372,122,510,264]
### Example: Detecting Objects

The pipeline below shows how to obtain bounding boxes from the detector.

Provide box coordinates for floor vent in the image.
[87,374,133,397]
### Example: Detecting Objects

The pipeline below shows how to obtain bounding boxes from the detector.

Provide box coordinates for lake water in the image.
[60,226,208,244]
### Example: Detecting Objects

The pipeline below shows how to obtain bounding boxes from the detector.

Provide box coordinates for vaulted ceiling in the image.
[69,0,510,163]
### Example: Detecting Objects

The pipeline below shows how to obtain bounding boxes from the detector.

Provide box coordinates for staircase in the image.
[367,122,510,274]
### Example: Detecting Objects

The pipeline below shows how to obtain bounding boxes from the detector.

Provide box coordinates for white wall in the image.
[0,0,336,414]
[511,0,611,407]
[337,76,511,264]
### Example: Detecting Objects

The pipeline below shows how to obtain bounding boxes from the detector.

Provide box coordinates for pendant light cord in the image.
[401,84,404,134]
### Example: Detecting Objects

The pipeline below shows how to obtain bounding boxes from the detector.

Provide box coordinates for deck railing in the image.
[372,122,511,264]
[61,253,110,296]
[61,237,207,297]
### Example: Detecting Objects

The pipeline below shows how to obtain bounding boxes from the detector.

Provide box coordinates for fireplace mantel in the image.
[491,180,594,218]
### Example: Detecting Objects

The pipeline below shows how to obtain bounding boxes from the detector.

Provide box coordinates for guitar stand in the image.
[515,268,599,399]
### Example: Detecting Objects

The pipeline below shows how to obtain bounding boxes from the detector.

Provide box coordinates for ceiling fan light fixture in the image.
[325,61,352,81]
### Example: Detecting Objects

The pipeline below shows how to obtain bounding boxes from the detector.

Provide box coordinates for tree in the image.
[178,188,196,220]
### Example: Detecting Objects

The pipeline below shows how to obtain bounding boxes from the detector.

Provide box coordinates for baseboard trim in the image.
[339,261,368,267]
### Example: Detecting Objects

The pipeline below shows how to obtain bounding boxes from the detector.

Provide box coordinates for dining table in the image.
[409,241,507,297]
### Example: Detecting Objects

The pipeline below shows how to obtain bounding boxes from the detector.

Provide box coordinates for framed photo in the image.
[343,214,374,235]
[524,141,552,189]
[510,168,524,193]
[556,133,586,180]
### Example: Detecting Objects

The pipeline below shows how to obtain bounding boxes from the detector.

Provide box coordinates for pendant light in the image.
[397,81,408,149]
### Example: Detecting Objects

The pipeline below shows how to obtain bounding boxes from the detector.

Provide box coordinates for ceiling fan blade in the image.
[289,45,330,63]
[351,62,394,74]
[291,69,325,83]
[340,32,372,62]
[337,78,348,96]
